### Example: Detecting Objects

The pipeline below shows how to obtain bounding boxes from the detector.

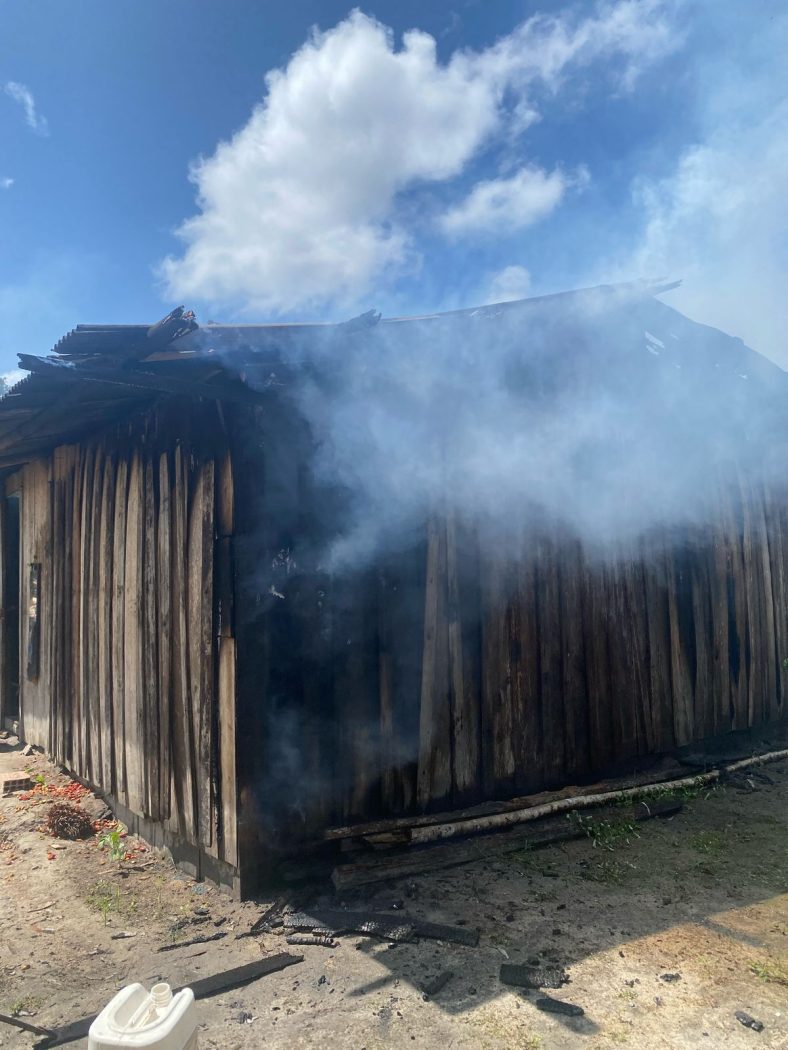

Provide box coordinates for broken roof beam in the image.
[17,355,267,406]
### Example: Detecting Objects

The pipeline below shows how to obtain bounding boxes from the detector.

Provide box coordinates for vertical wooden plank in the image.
[97,453,115,792]
[709,517,732,736]
[514,535,542,793]
[581,553,614,770]
[378,566,397,812]
[171,443,197,840]
[70,448,84,775]
[719,476,749,729]
[111,456,128,803]
[739,471,766,727]
[606,550,640,761]
[143,456,160,819]
[377,541,424,816]
[764,480,788,722]
[665,536,694,746]
[416,516,452,809]
[87,449,103,782]
[77,447,95,780]
[752,476,778,723]
[157,450,172,823]
[479,542,515,796]
[537,532,565,784]
[123,451,145,813]
[447,512,481,803]
[643,539,675,752]
[48,453,63,764]
[187,457,215,848]
[216,449,236,866]
[689,537,715,742]
[560,538,590,777]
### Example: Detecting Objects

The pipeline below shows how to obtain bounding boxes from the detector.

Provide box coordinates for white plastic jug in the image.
[88,982,197,1049]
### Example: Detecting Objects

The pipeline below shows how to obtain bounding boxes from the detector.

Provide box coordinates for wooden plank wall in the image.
[15,402,237,868]
[242,463,788,839]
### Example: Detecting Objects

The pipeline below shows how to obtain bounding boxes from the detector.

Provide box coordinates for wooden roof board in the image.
[0,283,783,469]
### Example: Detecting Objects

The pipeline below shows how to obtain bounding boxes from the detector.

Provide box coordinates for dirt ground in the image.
[2,737,788,1050]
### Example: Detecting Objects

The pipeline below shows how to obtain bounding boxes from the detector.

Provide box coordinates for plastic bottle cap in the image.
[150,983,173,1009]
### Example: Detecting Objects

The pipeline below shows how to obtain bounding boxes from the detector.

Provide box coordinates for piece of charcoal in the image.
[660,973,681,983]
[500,963,569,990]
[412,920,479,947]
[422,971,453,997]
[735,1011,764,1032]
[285,933,338,948]
[535,996,584,1017]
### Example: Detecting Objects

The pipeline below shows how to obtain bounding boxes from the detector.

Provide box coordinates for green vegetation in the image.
[750,958,788,987]
[569,811,639,851]
[8,995,43,1017]
[690,829,728,855]
[85,879,137,925]
[98,824,127,861]
[579,858,634,884]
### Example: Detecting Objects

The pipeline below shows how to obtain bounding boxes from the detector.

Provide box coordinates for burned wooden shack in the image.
[0,287,786,896]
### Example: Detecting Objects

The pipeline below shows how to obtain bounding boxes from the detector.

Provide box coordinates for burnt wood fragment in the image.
[157,931,227,952]
[285,933,338,947]
[500,963,569,990]
[535,996,584,1017]
[421,971,454,997]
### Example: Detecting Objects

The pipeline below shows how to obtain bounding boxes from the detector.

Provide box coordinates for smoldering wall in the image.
[194,285,788,833]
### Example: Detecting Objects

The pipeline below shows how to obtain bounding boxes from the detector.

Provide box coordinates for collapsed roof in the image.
[0,283,783,472]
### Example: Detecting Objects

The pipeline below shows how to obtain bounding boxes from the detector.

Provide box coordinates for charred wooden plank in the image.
[142,456,160,819]
[188,458,215,848]
[500,963,569,989]
[446,511,481,804]
[516,537,542,793]
[157,931,227,952]
[111,456,128,802]
[171,442,197,840]
[417,516,452,809]
[642,539,674,752]
[479,545,514,796]
[123,451,145,813]
[284,909,415,942]
[97,453,115,792]
[560,538,589,776]
[536,534,565,783]
[157,451,172,822]
[285,933,338,947]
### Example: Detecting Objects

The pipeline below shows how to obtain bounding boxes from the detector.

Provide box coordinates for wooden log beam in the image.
[331,797,684,890]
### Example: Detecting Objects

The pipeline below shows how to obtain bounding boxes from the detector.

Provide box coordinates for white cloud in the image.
[1,369,24,390]
[440,165,577,236]
[0,177,13,190]
[4,81,48,135]
[486,265,532,302]
[161,3,677,315]
[620,18,788,367]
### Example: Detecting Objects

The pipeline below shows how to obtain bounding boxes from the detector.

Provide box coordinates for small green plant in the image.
[31,772,46,786]
[580,858,633,884]
[8,995,43,1017]
[569,811,639,851]
[98,824,127,861]
[691,830,727,855]
[750,959,788,987]
[85,879,137,924]
[86,880,120,925]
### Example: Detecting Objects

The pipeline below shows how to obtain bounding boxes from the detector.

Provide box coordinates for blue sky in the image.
[1,0,786,376]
